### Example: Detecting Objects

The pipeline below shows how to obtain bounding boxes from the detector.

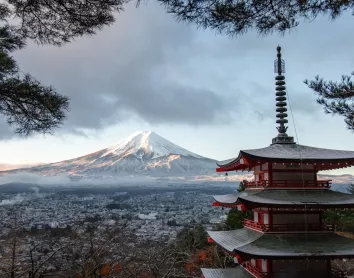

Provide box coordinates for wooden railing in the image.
[245,180,331,189]
[243,219,266,232]
[243,261,267,278]
[243,219,335,232]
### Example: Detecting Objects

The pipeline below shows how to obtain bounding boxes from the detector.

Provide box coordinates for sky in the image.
[0,3,353,174]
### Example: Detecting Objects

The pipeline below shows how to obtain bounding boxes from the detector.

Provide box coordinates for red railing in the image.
[243,219,266,232]
[245,180,331,189]
[243,219,335,232]
[243,261,267,278]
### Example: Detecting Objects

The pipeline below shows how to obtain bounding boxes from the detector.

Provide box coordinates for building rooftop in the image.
[214,189,354,208]
[217,143,354,172]
[201,267,253,278]
[208,228,354,258]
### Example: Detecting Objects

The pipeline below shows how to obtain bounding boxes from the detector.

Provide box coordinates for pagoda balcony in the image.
[243,219,335,233]
[245,180,331,189]
[243,219,267,232]
[242,261,347,278]
[243,261,267,278]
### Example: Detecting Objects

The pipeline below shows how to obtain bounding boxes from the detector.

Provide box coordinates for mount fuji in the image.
[8,131,217,178]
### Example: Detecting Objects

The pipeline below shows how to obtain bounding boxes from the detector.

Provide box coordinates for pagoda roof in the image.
[208,228,354,258]
[217,143,354,171]
[208,229,262,253]
[201,267,253,278]
[214,190,354,208]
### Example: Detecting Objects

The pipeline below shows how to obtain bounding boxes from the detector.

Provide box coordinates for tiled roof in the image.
[207,229,262,252]
[214,190,354,207]
[213,191,255,204]
[209,228,354,257]
[217,157,238,166]
[217,143,354,167]
[201,267,253,278]
[214,194,238,204]
[240,233,354,257]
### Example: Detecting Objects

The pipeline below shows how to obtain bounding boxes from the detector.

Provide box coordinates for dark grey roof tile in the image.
[217,143,354,167]
[238,233,354,257]
[207,229,262,252]
[209,229,354,257]
[201,267,253,278]
[213,190,354,207]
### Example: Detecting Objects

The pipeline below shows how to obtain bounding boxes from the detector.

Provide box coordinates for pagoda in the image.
[201,47,354,278]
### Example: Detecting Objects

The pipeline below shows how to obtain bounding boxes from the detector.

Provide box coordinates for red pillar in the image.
[268,162,273,187]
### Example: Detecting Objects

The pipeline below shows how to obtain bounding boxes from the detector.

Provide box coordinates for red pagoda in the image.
[201,46,354,278]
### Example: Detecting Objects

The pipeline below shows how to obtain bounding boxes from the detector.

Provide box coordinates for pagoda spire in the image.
[272,46,294,144]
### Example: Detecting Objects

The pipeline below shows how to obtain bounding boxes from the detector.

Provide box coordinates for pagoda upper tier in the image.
[217,143,354,172]
[216,46,354,173]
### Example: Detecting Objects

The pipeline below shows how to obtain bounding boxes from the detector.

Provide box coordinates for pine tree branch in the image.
[158,0,354,37]
[0,74,69,135]
[9,0,130,45]
[305,72,354,131]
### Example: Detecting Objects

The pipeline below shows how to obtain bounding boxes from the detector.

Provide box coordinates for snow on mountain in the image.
[102,131,203,160]
[8,131,217,177]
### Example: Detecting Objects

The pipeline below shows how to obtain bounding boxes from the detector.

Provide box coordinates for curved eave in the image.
[213,190,354,209]
[207,229,262,253]
[208,229,354,259]
[213,192,253,204]
[216,153,246,172]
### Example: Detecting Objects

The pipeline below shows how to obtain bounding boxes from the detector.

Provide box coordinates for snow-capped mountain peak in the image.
[8,131,216,177]
[102,131,203,160]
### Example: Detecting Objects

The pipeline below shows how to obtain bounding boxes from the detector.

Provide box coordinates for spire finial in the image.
[272,46,295,145]
[277,46,282,74]
[275,45,285,75]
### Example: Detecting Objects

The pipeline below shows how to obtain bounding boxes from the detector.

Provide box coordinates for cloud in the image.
[0,172,78,186]
[0,172,186,186]
[8,2,234,139]
[4,4,353,140]
[0,119,17,140]
[245,81,320,122]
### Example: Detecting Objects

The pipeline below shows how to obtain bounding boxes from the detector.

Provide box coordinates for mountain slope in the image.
[11,131,216,177]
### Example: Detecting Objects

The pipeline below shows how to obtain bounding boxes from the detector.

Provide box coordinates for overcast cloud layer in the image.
[6,3,237,139]
[1,2,352,140]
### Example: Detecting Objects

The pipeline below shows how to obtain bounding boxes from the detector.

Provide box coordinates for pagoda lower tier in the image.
[203,229,354,278]
[202,189,354,277]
